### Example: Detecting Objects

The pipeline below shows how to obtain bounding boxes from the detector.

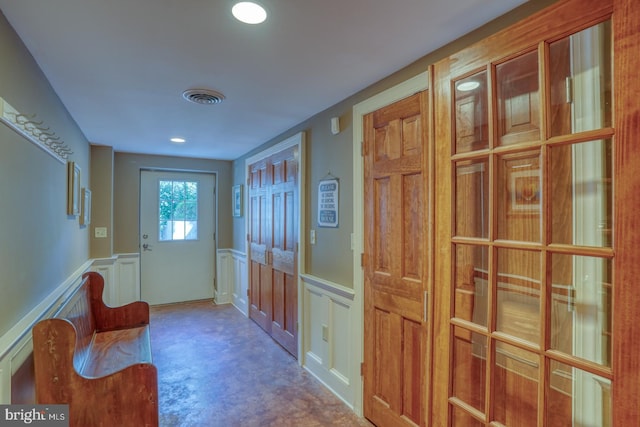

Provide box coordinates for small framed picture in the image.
[80,188,91,226]
[232,184,243,218]
[67,161,81,216]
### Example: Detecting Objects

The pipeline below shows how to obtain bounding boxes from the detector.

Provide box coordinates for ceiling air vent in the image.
[182,89,226,105]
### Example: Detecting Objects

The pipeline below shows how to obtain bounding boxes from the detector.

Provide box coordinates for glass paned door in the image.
[445,18,614,426]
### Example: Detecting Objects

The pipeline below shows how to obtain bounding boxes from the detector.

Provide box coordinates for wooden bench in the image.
[32,271,159,427]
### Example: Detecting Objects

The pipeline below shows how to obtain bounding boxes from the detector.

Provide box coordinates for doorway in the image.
[140,170,216,305]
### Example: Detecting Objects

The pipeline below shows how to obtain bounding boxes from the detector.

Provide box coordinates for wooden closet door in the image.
[270,147,298,356]
[249,159,272,333]
[248,146,299,358]
[363,91,430,427]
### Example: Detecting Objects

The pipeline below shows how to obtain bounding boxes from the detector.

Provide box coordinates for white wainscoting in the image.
[0,260,93,404]
[300,274,361,412]
[90,253,140,306]
[216,249,248,314]
[0,254,140,403]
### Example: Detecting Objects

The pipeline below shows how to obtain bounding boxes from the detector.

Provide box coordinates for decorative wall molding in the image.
[90,253,140,306]
[0,96,73,163]
[300,274,359,411]
[0,254,140,403]
[0,260,93,403]
[217,249,247,314]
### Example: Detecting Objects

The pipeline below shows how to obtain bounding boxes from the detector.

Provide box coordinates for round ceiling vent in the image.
[182,89,226,105]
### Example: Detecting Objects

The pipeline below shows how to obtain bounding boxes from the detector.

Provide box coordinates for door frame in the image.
[244,132,306,361]
[138,168,219,302]
[352,71,430,417]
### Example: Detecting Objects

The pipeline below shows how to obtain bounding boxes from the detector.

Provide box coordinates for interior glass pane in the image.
[546,360,612,427]
[452,405,485,427]
[454,70,489,153]
[550,139,612,247]
[453,327,487,412]
[454,244,488,327]
[158,180,199,241]
[496,51,540,146]
[455,160,489,238]
[496,248,540,345]
[549,20,612,137]
[497,151,541,242]
[550,253,612,366]
[493,341,539,426]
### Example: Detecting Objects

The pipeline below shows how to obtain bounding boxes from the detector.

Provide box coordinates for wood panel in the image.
[612,0,640,424]
[431,0,639,425]
[364,91,429,427]
[248,146,298,357]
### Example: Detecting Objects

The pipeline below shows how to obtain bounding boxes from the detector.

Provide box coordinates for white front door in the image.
[140,170,216,305]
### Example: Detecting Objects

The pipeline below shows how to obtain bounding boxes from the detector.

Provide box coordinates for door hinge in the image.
[424,291,428,322]
[246,288,250,297]
[247,177,250,186]
[565,76,574,104]
[246,233,250,242]
[361,253,365,268]
[360,362,365,376]
[360,140,365,157]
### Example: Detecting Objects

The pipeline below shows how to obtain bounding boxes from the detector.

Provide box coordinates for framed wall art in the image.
[80,187,91,226]
[232,184,243,218]
[67,161,81,216]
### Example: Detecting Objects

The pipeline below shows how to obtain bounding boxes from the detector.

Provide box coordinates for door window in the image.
[158,180,198,241]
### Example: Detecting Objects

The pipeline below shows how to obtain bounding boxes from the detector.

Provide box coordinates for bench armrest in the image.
[84,271,150,331]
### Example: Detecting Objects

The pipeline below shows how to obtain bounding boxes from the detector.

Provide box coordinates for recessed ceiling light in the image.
[232,2,267,24]
[456,81,480,92]
[170,137,186,144]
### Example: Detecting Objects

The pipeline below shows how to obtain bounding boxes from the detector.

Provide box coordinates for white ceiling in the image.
[0,0,527,160]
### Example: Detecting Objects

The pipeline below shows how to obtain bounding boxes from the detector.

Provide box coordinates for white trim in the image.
[351,71,429,416]
[0,260,93,362]
[216,249,248,312]
[0,260,93,403]
[244,132,306,363]
[301,274,357,410]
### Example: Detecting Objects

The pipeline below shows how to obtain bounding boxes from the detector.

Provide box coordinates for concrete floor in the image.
[150,300,371,427]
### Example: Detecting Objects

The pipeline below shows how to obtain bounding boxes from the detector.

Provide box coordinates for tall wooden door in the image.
[363,91,430,427]
[248,146,299,357]
[430,0,640,424]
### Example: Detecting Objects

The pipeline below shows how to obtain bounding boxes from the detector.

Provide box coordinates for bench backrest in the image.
[54,277,96,373]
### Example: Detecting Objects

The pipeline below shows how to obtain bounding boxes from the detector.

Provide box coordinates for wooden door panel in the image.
[402,173,424,282]
[270,150,298,356]
[271,270,297,355]
[249,162,272,334]
[364,91,429,427]
[248,146,298,357]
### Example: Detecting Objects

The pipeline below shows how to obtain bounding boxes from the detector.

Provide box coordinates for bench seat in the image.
[33,272,159,427]
[81,325,152,378]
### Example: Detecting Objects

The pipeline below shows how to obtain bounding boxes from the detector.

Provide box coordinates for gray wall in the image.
[113,152,233,254]
[231,0,560,288]
[0,11,90,337]
[90,145,113,258]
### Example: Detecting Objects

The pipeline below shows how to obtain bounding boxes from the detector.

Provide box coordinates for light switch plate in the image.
[94,227,107,238]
